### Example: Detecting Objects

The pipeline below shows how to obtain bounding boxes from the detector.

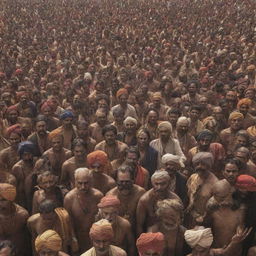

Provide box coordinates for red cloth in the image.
[135,165,147,188]
[89,220,114,241]
[87,150,108,167]
[98,195,120,208]
[6,105,19,114]
[6,124,22,137]
[116,88,128,98]
[237,98,252,108]
[236,175,256,191]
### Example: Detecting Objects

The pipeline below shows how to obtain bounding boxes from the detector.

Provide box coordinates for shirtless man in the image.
[87,150,116,194]
[42,134,72,178]
[96,195,135,255]
[61,138,87,190]
[186,152,218,227]
[136,170,181,236]
[64,168,103,252]
[28,199,78,255]
[11,141,35,208]
[0,183,30,256]
[35,229,70,256]
[107,165,145,229]
[81,219,127,256]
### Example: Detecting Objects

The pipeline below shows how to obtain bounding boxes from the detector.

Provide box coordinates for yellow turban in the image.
[152,92,162,100]
[0,183,16,201]
[35,230,62,253]
[237,98,252,109]
[228,111,244,121]
[89,219,114,241]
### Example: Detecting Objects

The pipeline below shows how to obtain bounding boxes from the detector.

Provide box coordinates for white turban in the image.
[151,170,170,182]
[84,72,92,80]
[184,227,213,249]
[161,153,185,168]
[158,121,172,132]
[124,116,138,126]
[177,116,190,126]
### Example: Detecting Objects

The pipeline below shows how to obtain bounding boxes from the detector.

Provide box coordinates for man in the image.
[186,152,218,227]
[61,138,87,190]
[136,170,181,235]
[161,153,188,206]
[176,116,196,158]
[143,109,159,141]
[40,101,60,131]
[87,150,116,194]
[35,229,70,256]
[28,115,50,157]
[32,171,66,214]
[136,232,165,256]
[42,134,72,178]
[95,124,128,162]
[212,106,227,133]
[28,199,78,255]
[181,80,202,105]
[89,109,109,143]
[111,106,125,133]
[237,98,256,129]
[150,121,186,169]
[0,183,30,256]
[220,111,244,157]
[50,110,77,150]
[107,165,145,229]
[97,195,135,255]
[11,141,35,208]
[81,219,127,256]
[64,168,103,252]
[188,105,204,137]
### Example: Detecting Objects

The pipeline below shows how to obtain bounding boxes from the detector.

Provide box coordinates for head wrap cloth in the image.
[192,152,214,168]
[236,175,256,191]
[98,195,120,208]
[89,219,114,241]
[162,153,185,168]
[35,230,62,252]
[18,141,35,156]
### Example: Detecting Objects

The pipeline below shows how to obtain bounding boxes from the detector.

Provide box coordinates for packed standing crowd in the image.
[0,0,256,255]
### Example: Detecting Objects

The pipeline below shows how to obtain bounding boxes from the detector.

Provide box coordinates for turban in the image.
[235,175,256,191]
[202,117,216,127]
[6,105,19,114]
[152,92,162,100]
[145,71,153,78]
[192,152,214,168]
[60,110,74,120]
[35,230,62,253]
[18,141,35,156]
[116,88,128,98]
[162,153,185,168]
[184,227,213,249]
[48,127,63,141]
[84,72,92,80]
[87,150,108,168]
[0,183,16,201]
[237,98,252,109]
[197,130,214,141]
[199,67,208,72]
[151,170,170,182]
[15,69,23,74]
[247,65,256,71]
[89,219,114,241]
[158,121,172,132]
[98,195,120,208]
[124,116,138,126]
[228,111,244,121]
[6,124,22,137]
[136,232,165,255]
[177,116,190,126]
[16,91,28,100]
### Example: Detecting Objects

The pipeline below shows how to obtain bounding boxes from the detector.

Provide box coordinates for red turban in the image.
[136,232,165,255]
[98,195,120,208]
[144,71,153,78]
[116,88,128,98]
[236,175,256,191]
[89,219,114,241]
[6,124,22,137]
[6,105,19,114]
[15,69,23,75]
[87,150,108,168]
[199,67,208,72]
[237,98,252,109]
[16,91,28,99]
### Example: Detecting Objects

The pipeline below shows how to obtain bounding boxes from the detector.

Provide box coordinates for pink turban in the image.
[98,195,120,208]
[87,150,109,168]
[89,219,114,241]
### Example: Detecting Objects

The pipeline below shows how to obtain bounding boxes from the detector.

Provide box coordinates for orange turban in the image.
[0,183,16,201]
[89,219,114,241]
[237,98,252,109]
[35,230,62,252]
[98,195,120,208]
[48,127,63,141]
[116,88,128,98]
[247,65,256,71]
[6,105,19,114]
[199,67,208,72]
[6,124,22,137]
[228,111,244,121]
[87,150,108,168]
[136,232,165,255]
[236,175,256,191]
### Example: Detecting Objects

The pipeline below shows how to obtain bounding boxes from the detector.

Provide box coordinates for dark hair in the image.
[95,93,110,106]
[35,114,47,123]
[39,199,56,213]
[187,80,200,88]
[0,240,16,255]
[137,128,151,141]
[72,138,87,150]
[117,165,135,180]
[112,105,125,116]
[167,108,182,116]
[224,158,243,171]
[102,124,117,136]
[77,120,89,129]
[190,105,201,113]
[125,146,140,159]
[145,108,159,118]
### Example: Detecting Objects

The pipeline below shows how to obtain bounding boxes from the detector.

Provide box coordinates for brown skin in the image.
[64,172,103,252]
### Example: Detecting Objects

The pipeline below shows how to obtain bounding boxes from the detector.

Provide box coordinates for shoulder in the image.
[95,141,105,149]
[91,188,104,198]
[110,245,127,256]
[15,204,29,220]
[149,139,159,146]
[80,247,94,256]
[27,213,40,225]
[106,187,118,195]
[64,188,77,201]
[62,157,75,167]
[133,184,146,195]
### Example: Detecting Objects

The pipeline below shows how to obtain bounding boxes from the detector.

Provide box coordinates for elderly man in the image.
[161,154,188,206]
[150,121,186,169]
[186,152,218,227]
[35,230,70,256]
[220,111,244,157]
[95,124,128,162]
[0,183,30,256]
[28,199,78,255]
[97,195,135,255]
[136,170,181,236]
[64,168,103,252]
[237,98,256,129]
[81,219,127,256]
[136,232,165,256]
[87,150,116,194]
[107,165,145,229]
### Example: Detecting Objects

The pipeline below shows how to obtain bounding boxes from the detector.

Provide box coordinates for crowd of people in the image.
[0,0,256,255]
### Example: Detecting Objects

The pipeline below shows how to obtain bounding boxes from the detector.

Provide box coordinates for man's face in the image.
[160,208,180,230]
[194,161,209,177]
[36,121,47,136]
[152,98,161,108]
[77,126,89,139]
[152,177,170,196]
[9,132,21,147]
[75,174,91,193]
[93,239,111,256]
[192,245,210,256]
[113,113,124,124]
[125,152,138,167]
[168,113,179,126]
[235,151,248,164]
[125,121,136,133]
[119,94,128,106]
[74,145,86,162]
[39,175,56,192]
[42,106,52,117]
[104,130,116,145]
[0,196,11,212]
[62,117,73,128]
[96,113,107,126]
[143,251,162,256]
[22,152,33,162]
[189,109,200,121]
[226,91,237,102]
[223,163,239,185]
[117,172,133,196]
[100,206,118,224]
[239,104,249,116]
[51,136,63,151]
[159,127,171,141]
[198,137,211,151]
[8,110,18,123]
[188,84,197,95]
[137,132,149,147]
[148,111,158,125]
[230,117,243,130]
[20,95,28,105]
[177,121,189,135]
[165,161,180,176]
[235,136,247,147]
[38,248,58,256]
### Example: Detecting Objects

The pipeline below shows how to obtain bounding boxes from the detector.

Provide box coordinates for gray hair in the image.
[74,168,92,180]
